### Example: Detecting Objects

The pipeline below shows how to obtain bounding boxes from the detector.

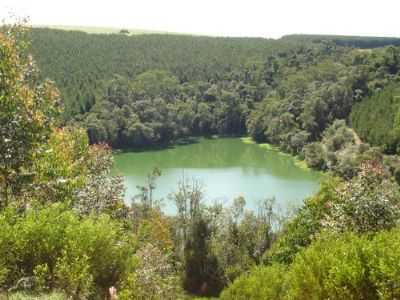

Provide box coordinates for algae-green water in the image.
[113,138,321,214]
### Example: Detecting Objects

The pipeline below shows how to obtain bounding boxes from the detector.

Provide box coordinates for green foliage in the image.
[0,28,59,207]
[352,84,400,154]
[120,244,183,300]
[210,197,273,283]
[268,160,400,265]
[286,228,400,299]
[225,228,400,300]
[132,69,179,99]
[287,232,374,300]
[55,254,93,299]
[0,204,136,299]
[266,178,340,264]
[83,71,249,148]
[29,28,298,117]
[282,34,400,48]
[31,127,90,203]
[6,292,67,300]
[244,45,400,166]
[304,142,326,169]
[169,179,224,296]
[169,180,275,297]
[119,244,184,300]
[247,57,356,154]
[183,217,224,297]
[33,264,50,292]
[324,162,400,233]
[368,228,400,299]
[304,120,381,178]
[73,143,126,216]
[220,264,287,300]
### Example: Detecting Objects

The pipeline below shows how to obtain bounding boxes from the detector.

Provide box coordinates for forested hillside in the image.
[29,29,400,120]
[29,28,299,116]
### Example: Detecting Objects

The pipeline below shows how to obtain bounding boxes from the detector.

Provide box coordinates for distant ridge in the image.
[31,24,261,38]
[281,34,400,48]
[33,24,176,36]
[32,26,400,45]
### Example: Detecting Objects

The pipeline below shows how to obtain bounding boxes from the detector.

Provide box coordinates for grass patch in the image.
[293,157,310,170]
[3,292,67,300]
[240,137,279,151]
[240,137,256,144]
[241,137,312,170]
[258,143,280,151]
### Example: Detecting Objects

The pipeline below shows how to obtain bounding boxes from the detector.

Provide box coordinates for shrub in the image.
[351,84,400,154]
[324,162,400,233]
[220,264,287,300]
[287,232,375,300]
[7,292,67,300]
[0,204,136,299]
[368,228,400,299]
[55,254,93,299]
[119,244,183,300]
[266,178,340,264]
[7,205,76,287]
[228,228,400,300]
[304,142,326,170]
[55,213,135,297]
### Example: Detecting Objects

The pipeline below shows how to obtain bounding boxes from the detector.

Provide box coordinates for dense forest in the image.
[2,23,400,299]
[29,28,301,117]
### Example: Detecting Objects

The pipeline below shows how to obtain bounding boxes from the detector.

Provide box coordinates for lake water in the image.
[113,138,322,214]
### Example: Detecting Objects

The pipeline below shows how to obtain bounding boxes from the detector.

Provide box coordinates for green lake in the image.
[113,138,322,214]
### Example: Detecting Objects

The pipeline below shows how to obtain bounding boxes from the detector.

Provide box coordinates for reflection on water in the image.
[113,138,322,214]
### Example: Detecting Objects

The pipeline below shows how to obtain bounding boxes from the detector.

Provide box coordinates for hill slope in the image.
[282,34,400,48]
[29,28,298,116]
[29,28,400,117]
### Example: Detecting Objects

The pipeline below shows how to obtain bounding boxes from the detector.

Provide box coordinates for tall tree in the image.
[0,25,59,207]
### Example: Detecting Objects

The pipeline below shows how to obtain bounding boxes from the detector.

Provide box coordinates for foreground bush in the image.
[368,228,400,299]
[222,229,400,300]
[119,243,184,300]
[267,161,400,267]
[287,232,374,300]
[219,264,287,300]
[0,204,136,299]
